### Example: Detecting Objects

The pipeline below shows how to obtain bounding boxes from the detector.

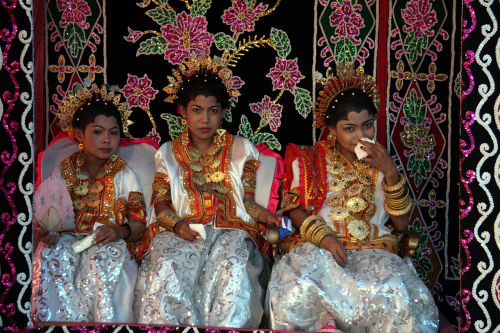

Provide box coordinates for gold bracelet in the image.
[244,200,267,222]
[299,215,322,239]
[384,197,413,216]
[156,208,183,229]
[382,172,406,193]
[312,225,336,247]
[384,185,408,199]
[385,194,411,208]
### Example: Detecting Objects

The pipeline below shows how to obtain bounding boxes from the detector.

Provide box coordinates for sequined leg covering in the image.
[32,234,86,322]
[134,231,205,325]
[267,243,438,333]
[199,229,264,328]
[76,240,130,322]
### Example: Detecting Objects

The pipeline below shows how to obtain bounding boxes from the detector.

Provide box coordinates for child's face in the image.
[328,109,375,157]
[179,94,225,146]
[76,114,120,162]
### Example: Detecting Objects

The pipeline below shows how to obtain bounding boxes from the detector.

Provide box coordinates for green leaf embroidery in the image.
[191,0,212,17]
[252,132,282,151]
[64,23,85,58]
[137,36,168,56]
[293,87,312,118]
[214,32,235,50]
[146,7,176,26]
[224,109,233,122]
[270,27,291,58]
[160,113,187,138]
[237,115,253,140]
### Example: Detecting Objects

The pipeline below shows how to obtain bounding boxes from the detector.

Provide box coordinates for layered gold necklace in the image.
[324,142,376,241]
[71,151,117,212]
[181,129,229,194]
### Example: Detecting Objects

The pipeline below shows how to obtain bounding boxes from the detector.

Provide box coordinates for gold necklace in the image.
[325,142,376,240]
[72,151,116,212]
[181,129,229,194]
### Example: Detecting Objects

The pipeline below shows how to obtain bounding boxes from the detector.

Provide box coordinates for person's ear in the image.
[74,128,84,142]
[178,105,187,119]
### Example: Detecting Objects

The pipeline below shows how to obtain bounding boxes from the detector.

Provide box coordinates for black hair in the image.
[176,71,231,110]
[72,100,124,136]
[324,88,378,127]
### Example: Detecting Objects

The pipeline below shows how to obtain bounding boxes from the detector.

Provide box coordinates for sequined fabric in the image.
[267,242,438,332]
[32,234,138,323]
[134,226,265,327]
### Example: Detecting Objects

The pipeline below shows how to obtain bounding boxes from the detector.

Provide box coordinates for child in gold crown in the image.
[32,84,149,323]
[266,64,439,332]
[134,55,281,327]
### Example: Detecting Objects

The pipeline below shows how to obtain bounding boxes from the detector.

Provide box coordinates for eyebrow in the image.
[190,104,221,108]
[91,124,120,130]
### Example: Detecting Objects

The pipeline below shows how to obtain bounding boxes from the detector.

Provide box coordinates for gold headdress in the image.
[163,54,241,104]
[56,83,133,137]
[314,63,380,129]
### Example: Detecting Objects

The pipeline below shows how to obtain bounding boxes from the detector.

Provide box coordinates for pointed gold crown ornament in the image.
[314,62,380,129]
[163,54,241,104]
[56,83,134,137]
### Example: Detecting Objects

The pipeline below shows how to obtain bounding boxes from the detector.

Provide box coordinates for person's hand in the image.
[174,221,200,241]
[320,234,348,266]
[359,140,398,177]
[38,227,59,245]
[259,209,281,227]
[93,225,128,246]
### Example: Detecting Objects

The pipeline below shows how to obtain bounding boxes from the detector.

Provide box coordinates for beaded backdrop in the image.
[460,1,500,332]
[4,0,498,331]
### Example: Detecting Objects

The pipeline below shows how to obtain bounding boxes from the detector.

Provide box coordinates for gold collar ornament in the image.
[56,82,134,137]
[314,62,380,129]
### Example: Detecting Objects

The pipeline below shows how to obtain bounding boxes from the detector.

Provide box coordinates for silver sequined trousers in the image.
[134,226,265,327]
[32,233,137,323]
[266,243,439,332]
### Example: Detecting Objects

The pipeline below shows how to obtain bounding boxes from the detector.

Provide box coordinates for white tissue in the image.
[189,223,206,240]
[72,222,104,253]
[354,137,375,160]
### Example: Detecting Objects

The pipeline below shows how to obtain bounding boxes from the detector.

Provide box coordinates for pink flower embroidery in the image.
[329,0,364,44]
[161,12,214,64]
[266,57,304,92]
[147,128,161,146]
[222,0,268,33]
[57,0,91,28]
[121,74,159,109]
[402,0,437,38]
[124,27,144,43]
[227,75,244,101]
[249,95,283,132]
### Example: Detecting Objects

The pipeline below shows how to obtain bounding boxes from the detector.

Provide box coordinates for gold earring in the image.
[78,143,84,150]
[181,118,187,125]
[327,132,336,143]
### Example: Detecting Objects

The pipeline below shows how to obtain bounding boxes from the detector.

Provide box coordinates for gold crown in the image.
[314,63,380,129]
[163,54,241,104]
[56,83,134,137]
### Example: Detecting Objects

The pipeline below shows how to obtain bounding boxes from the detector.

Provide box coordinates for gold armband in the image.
[156,208,183,229]
[244,199,267,222]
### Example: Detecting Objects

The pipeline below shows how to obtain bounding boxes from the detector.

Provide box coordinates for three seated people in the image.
[32,58,439,332]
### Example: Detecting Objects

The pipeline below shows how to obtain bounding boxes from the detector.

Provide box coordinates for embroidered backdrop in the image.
[2,0,494,331]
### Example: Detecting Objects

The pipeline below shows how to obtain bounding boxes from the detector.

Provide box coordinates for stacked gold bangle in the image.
[382,173,413,216]
[299,215,336,246]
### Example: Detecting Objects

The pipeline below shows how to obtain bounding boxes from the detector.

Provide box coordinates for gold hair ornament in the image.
[314,62,380,129]
[56,83,134,137]
[163,54,241,104]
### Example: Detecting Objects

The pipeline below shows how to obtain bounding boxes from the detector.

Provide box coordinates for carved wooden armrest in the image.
[266,224,280,259]
[398,230,419,258]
